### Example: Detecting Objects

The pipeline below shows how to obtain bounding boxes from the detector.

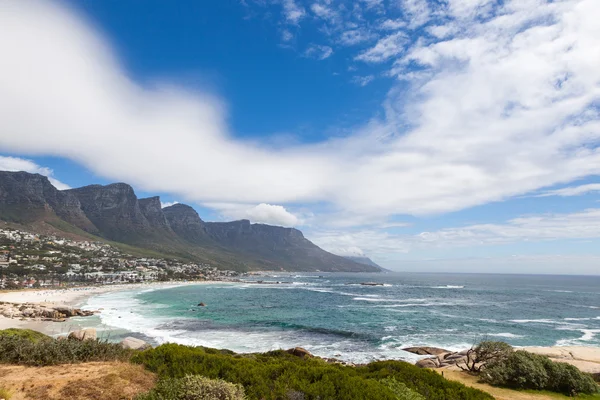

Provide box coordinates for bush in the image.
[380,378,425,400]
[137,375,245,400]
[0,387,12,400]
[459,341,513,373]
[482,350,599,395]
[0,334,132,366]
[0,328,51,343]
[133,344,493,400]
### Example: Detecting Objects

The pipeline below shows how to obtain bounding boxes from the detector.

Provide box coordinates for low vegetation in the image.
[132,344,493,400]
[0,387,12,400]
[0,330,132,366]
[137,375,246,400]
[481,350,599,396]
[458,340,514,373]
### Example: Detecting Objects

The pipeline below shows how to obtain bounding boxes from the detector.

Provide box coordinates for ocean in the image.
[83,272,600,364]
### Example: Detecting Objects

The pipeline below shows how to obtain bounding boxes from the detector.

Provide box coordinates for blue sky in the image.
[1,0,600,273]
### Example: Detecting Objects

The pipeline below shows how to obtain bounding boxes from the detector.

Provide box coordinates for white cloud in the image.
[311,208,600,257]
[303,44,334,59]
[310,3,338,22]
[379,19,406,30]
[282,0,306,24]
[1,0,600,235]
[355,32,408,62]
[339,29,376,46]
[0,155,70,190]
[209,202,300,226]
[351,75,375,86]
[281,29,293,42]
[398,0,431,29]
[537,183,600,197]
[161,201,179,208]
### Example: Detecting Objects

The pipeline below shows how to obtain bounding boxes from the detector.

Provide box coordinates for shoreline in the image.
[0,281,227,335]
[1,283,600,373]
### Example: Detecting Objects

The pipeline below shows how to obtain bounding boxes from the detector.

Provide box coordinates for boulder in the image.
[121,337,152,350]
[198,302,206,307]
[287,347,313,358]
[54,306,77,317]
[416,358,440,368]
[403,347,450,356]
[68,328,97,341]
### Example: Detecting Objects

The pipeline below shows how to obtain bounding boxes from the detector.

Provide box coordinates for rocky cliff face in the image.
[65,183,153,242]
[139,196,173,233]
[0,171,379,272]
[0,171,96,231]
[163,204,211,245]
[204,220,374,272]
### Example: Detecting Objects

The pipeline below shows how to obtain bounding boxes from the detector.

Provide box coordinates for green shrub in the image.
[0,387,13,400]
[0,334,132,366]
[380,378,425,400]
[362,360,493,400]
[459,341,513,373]
[0,328,51,343]
[137,375,245,400]
[482,350,599,395]
[133,344,493,400]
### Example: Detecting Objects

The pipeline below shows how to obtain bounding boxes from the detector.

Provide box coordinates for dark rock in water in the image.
[403,347,450,356]
[198,302,206,307]
[360,282,384,286]
[287,347,313,358]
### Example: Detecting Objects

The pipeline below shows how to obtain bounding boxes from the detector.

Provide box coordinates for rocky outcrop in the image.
[403,347,450,356]
[65,183,154,242]
[0,171,381,273]
[287,347,314,358]
[121,336,152,350]
[139,196,174,233]
[68,328,97,341]
[204,220,378,272]
[0,171,96,231]
[411,348,470,369]
[0,302,94,321]
[163,204,212,245]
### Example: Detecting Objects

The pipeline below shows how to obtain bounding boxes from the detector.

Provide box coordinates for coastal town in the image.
[0,227,240,289]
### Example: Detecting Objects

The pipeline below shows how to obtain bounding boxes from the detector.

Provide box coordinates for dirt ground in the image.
[0,362,156,400]
[439,369,572,400]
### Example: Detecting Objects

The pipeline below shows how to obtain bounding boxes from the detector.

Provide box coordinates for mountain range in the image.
[0,171,381,272]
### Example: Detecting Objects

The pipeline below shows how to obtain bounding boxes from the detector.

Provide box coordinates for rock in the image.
[54,306,77,317]
[121,337,152,350]
[416,358,440,368]
[403,347,450,356]
[360,282,384,286]
[444,353,468,362]
[287,347,314,358]
[198,302,206,307]
[68,328,97,341]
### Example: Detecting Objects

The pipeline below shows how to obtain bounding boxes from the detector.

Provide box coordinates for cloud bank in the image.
[0,0,599,231]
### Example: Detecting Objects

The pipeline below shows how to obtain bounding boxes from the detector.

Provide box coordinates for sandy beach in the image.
[0,281,219,334]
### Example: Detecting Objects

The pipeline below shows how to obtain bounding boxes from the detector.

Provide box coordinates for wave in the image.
[430,285,465,289]
[352,297,431,303]
[487,333,525,338]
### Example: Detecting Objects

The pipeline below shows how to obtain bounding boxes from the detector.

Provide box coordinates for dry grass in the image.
[0,362,156,400]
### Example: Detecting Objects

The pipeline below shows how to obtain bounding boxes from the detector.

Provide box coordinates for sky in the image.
[1,0,600,274]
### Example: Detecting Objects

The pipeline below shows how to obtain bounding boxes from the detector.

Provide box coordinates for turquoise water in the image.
[84,273,600,363]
